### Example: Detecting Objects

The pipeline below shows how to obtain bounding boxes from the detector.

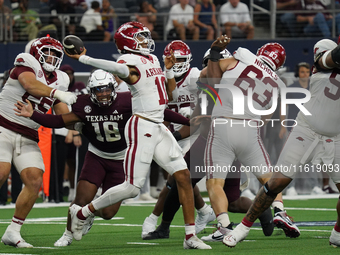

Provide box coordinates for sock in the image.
[65,228,73,236]
[77,205,94,220]
[197,203,210,215]
[241,217,253,228]
[272,200,284,212]
[149,213,159,222]
[10,216,24,232]
[216,212,230,228]
[334,223,340,233]
[185,223,195,240]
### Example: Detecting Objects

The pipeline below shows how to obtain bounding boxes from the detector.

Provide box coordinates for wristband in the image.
[172,131,182,141]
[210,46,221,62]
[165,68,174,79]
[73,134,80,137]
[50,88,57,98]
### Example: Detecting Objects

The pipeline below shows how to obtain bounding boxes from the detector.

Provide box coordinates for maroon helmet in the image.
[163,40,192,77]
[114,21,155,55]
[256,42,286,71]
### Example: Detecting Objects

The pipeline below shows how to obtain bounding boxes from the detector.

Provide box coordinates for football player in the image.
[203,35,299,247]
[224,38,340,248]
[63,22,211,249]
[0,37,76,248]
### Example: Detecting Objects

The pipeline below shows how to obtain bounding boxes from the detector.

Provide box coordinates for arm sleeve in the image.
[79,55,130,78]
[164,109,190,126]
[30,111,66,128]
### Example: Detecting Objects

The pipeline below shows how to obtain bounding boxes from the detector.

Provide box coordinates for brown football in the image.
[62,35,84,55]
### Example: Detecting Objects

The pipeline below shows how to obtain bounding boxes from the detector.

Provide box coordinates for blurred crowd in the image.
[0,0,339,43]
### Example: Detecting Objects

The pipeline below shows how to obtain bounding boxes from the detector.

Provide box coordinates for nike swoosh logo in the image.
[212,234,224,240]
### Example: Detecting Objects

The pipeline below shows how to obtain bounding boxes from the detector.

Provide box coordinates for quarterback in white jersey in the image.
[223,38,340,248]
[203,36,300,245]
[0,37,77,248]
[164,40,200,154]
[64,21,211,250]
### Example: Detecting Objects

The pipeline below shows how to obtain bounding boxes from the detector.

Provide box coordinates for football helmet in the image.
[114,21,155,56]
[313,39,337,62]
[163,40,192,77]
[87,69,117,107]
[256,42,286,71]
[202,48,232,68]
[30,37,64,72]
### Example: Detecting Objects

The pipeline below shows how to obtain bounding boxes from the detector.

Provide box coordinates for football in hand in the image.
[62,35,84,55]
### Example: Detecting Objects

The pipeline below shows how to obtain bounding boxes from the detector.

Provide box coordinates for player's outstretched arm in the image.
[18,72,77,105]
[15,99,81,128]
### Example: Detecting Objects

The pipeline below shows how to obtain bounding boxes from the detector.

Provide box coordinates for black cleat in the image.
[258,207,274,236]
[142,227,170,240]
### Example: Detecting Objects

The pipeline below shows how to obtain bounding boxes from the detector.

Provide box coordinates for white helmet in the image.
[313,39,337,62]
[87,69,117,107]
[202,48,231,68]
[163,40,192,77]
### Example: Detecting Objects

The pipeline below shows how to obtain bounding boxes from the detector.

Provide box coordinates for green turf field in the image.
[0,198,339,254]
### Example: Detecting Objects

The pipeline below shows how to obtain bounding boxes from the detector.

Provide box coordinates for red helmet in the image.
[163,40,192,77]
[256,42,286,71]
[114,21,155,55]
[30,37,64,72]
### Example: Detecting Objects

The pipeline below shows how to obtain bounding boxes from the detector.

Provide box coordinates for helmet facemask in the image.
[123,31,155,55]
[173,57,191,77]
[38,46,63,72]
[90,84,116,107]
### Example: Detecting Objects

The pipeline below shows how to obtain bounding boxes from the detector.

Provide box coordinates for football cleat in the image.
[273,210,300,238]
[141,216,157,239]
[258,207,274,236]
[201,222,233,242]
[69,204,85,241]
[329,228,340,248]
[142,225,169,240]
[54,230,73,247]
[222,223,250,248]
[1,226,33,248]
[184,235,212,249]
[195,205,216,234]
[82,214,95,236]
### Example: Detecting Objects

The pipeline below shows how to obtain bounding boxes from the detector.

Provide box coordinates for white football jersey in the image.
[0,53,69,131]
[117,53,167,123]
[212,47,286,120]
[296,69,340,137]
[168,67,200,131]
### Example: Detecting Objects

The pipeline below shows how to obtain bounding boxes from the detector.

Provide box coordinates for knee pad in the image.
[263,182,278,199]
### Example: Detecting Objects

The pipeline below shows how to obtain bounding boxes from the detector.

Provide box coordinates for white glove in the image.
[50,89,77,105]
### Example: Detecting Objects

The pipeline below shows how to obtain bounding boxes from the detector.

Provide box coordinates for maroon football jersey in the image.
[72,92,132,153]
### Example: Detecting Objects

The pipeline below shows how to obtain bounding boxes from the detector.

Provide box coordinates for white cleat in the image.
[222,223,250,248]
[54,230,73,247]
[195,206,216,234]
[1,226,33,248]
[330,228,340,248]
[82,215,95,236]
[183,235,212,249]
[141,216,157,239]
[69,204,85,241]
[201,223,232,242]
